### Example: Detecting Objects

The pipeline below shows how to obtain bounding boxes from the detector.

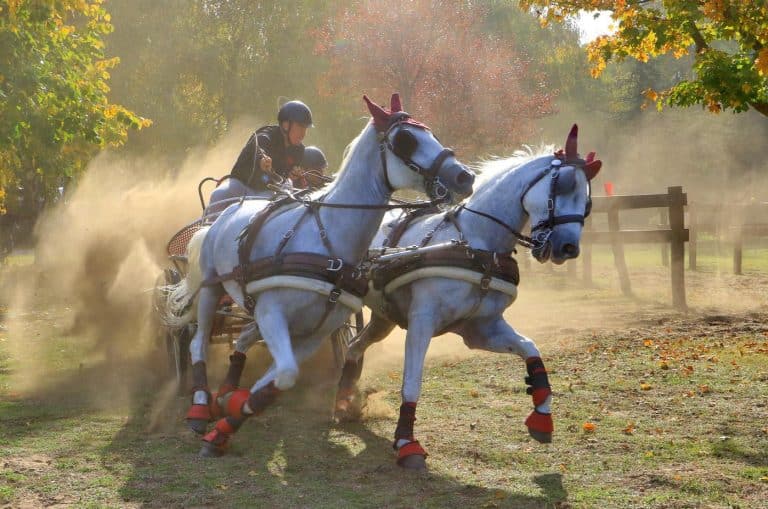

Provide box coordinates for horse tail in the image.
[162,226,210,328]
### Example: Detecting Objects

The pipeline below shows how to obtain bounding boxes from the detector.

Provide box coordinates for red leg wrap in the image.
[202,418,235,446]
[226,389,251,419]
[397,440,428,464]
[530,387,552,407]
[186,403,212,421]
[525,410,554,433]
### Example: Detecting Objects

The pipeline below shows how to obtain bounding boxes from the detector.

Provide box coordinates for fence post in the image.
[659,209,670,267]
[733,226,743,275]
[608,201,632,297]
[668,186,687,310]
[688,203,697,271]
[583,215,593,286]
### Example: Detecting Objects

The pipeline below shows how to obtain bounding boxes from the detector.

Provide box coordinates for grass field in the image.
[1,244,767,508]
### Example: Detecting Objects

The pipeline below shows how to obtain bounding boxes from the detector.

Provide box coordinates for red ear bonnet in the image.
[565,124,578,161]
[584,151,602,181]
[363,95,391,131]
[390,93,402,113]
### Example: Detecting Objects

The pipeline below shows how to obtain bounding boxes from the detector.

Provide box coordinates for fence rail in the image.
[581,186,688,310]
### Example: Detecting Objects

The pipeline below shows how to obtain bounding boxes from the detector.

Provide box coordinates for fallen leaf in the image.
[583,422,596,432]
[643,339,654,347]
[469,389,479,398]
[623,422,636,435]
[640,383,652,391]
[699,385,711,394]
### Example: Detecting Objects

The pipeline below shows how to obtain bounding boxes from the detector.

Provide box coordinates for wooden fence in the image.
[581,186,689,310]
[688,202,768,274]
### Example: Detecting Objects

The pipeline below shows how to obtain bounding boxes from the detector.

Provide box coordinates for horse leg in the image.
[186,285,223,435]
[393,309,437,470]
[458,317,553,443]
[201,333,328,457]
[214,321,260,407]
[334,313,396,421]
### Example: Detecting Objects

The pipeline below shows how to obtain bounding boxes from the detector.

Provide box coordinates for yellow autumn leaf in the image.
[640,383,652,391]
[756,48,768,76]
[643,339,654,347]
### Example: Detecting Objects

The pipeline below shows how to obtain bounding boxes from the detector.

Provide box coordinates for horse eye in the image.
[392,129,418,159]
[555,166,577,195]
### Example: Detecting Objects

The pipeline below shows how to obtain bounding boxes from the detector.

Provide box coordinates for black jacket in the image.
[230,125,305,190]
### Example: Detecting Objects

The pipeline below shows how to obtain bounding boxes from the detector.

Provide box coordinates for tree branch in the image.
[687,21,708,54]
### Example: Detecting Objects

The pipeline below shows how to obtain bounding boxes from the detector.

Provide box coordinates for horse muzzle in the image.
[436,163,474,200]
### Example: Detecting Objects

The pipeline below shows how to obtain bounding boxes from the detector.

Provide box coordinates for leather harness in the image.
[371,208,520,329]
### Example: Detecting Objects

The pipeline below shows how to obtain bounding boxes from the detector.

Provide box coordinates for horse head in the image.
[363,94,475,201]
[523,124,602,264]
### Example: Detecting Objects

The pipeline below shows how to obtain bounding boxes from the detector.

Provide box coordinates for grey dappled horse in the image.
[332,125,602,469]
[162,94,475,457]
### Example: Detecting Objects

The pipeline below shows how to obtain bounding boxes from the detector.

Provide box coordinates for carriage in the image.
[153,178,365,393]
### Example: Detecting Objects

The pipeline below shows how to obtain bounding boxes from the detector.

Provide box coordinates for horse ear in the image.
[363,95,390,131]
[390,93,402,113]
[584,152,602,180]
[565,124,578,161]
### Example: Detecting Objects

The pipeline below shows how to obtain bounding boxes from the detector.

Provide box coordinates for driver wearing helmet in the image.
[288,146,329,190]
[208,100,314,209]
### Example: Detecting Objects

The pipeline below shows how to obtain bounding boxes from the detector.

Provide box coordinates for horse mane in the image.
[472,144,555,187]
[307,121,377,197]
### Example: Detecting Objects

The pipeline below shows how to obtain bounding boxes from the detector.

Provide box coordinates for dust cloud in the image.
[3,119,260,406]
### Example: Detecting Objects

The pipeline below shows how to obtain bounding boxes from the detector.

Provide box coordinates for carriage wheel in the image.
[166,324,193,395]
[329,311,366,370]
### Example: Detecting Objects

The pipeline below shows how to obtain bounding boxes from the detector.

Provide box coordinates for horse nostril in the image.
[456,170,475,188]
[563,243,579,257]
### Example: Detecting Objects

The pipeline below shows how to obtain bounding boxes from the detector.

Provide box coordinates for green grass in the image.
[1,264,767,508]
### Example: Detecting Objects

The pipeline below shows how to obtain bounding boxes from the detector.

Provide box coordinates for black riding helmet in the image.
[301,146,327,172]
[278,100,313,127]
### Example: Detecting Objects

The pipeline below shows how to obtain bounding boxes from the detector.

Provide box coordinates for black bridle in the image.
[459,157,592,256]
[378,112,456,201]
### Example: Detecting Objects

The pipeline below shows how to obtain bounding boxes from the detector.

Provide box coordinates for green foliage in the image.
[0,0,149,214]
[520,0,768,117]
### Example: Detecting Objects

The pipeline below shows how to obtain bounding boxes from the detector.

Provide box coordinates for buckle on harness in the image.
[480,276,491,290]
[327,258,344,272]
[329,288,341,304]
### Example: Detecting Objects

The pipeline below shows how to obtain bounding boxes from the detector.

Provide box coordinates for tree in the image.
[520,0,768,117]
[0,0,150,214]
[315,0,556,155]
[106,0,337,158]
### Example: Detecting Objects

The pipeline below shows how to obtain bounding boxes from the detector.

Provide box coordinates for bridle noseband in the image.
[378,112,455,201]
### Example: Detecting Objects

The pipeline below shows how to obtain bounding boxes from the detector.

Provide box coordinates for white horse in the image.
[331,125,602,469]
[163,94,475,457]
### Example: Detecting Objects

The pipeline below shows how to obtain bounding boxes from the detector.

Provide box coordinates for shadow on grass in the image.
[0,337,565,507]
[94,352,562,509]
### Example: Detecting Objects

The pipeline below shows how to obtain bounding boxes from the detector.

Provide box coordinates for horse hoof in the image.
[333,399,362,423]
[528,429,552,444]
[199,442,226,458]
[398,454,427,471]
[187,418,208,435]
